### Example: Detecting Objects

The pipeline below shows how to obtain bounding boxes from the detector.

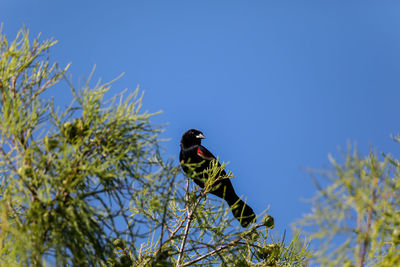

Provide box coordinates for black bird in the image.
[179,129,256,227]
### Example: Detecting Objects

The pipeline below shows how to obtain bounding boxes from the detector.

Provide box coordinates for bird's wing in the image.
[196,145,216,161]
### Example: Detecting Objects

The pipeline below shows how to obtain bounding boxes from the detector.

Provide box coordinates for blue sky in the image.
[3,1,400,237]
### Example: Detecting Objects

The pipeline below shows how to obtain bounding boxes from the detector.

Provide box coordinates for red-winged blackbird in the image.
[179,129,256,227]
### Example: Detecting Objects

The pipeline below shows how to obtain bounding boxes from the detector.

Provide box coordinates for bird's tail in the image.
[229,198,256,228]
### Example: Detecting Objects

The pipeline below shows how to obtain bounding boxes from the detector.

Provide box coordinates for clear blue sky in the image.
[3,1,400,235]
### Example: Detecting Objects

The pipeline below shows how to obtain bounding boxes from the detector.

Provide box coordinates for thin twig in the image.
[358,176,377,267]
[169,240,264,257]
[176,178,216,266]
[158,175,176,254]
[7,200,23,227]
[165,214,187,243]
[176,177,191,265]
[180,238,241,266]
[179,223,264,266]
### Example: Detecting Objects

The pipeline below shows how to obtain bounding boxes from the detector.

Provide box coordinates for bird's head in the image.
[180,129,205,148]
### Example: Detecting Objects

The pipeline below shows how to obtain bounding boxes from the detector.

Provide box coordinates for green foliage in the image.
[298,144,400,266]
[111,160,310,266]
[0,28,310,266]
[0,28,162,266]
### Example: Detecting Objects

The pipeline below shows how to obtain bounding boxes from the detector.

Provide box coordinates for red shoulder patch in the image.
[197,147,214,160]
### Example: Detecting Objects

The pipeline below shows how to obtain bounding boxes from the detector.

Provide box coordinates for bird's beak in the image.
[196,133,206,139]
